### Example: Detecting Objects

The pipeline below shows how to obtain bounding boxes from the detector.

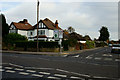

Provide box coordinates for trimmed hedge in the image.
[15,41,59,48]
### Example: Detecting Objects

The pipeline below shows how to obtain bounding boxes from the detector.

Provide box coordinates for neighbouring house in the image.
[28,18,62,41]
[9,19,34,39]
[9,18,63,41]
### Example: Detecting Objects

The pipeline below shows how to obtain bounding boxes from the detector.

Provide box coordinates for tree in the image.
[99,26,110,41]
[67,26,75,33]
[1,14,9,37]
[3,33,27,45]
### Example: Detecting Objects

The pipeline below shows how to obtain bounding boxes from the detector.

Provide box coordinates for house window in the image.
[38,30,45,35]
[30,32,33,36]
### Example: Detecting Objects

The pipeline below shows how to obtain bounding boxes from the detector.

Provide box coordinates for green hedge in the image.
[15,41,59,48]
[86,40,95,49]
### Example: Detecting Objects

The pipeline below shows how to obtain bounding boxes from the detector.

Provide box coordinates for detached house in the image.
[9,18,63,41]
[9,19,34,39]
[28,18,62,41]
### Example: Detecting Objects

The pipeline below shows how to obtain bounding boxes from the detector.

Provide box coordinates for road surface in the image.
[1,47,120,80]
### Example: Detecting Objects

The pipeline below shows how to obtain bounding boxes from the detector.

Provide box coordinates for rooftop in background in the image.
[10,19,34,30]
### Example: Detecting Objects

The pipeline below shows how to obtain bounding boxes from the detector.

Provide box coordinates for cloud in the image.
[2,1,118,40]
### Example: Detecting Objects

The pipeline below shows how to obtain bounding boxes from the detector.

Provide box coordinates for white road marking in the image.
[26,70,36,73]
[56,69,90,77]
[19,72,29,75]
[0,66,2,68]
[93,76,108,79]
[94,57,101,60]
[73,55,79,58]
[14,68,24,71]
[9,63,23,68]
[47,76,60,80]
[25,67,54,70]
[63,55,68,57]
[115,59,120,62]
[39,72,50,75]
[103,54,112,57]
[6,70,15,73]
[54,74,67,77]
[31,74,43,77]
[70,76,84,79]
[4,67,13,69]
[86,56,92,59]
[104,58,112,61]
[0,69,4,72]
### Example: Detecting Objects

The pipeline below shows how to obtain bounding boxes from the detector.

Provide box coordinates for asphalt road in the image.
[1,47,120,80]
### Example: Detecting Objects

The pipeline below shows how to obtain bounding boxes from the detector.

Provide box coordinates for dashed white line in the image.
[47,76,60,80]
[115,59,120,62]
[31,74,43,77]
[6,70,15,73]
[19,72,29,75]
[73,55,79,58]
[14,68,24,71]
[103,54,112,57]
[39,72,50,75]
[9,63,23,68]
[26,70,36,73]
[104,58,112,61]
[63,55,68,57]
[86,56,92,59]
[0,69,4,72]
[25,67,54,70]
[94,57,101,60]
[70,76,84,79]
[54,74,67,77]
[4,67,13,69]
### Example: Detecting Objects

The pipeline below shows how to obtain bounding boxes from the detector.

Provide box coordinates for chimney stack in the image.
[55,20,58,29]
[23,19,28,24]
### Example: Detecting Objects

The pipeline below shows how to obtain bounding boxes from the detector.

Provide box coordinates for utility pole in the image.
[37,0,39,52]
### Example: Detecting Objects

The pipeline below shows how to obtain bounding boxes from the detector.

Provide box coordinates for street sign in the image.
[59,30,63,39]
[54,30,59,40]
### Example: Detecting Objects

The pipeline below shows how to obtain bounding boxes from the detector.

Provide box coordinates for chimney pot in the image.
[55,20,58,29]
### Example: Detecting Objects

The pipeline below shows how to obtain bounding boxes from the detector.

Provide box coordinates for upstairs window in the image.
[30,32,33,36]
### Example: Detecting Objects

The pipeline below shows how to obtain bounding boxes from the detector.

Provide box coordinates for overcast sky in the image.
[0,0,119,40]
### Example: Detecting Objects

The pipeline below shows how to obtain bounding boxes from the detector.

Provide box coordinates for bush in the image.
[62,39,77,51]
[3,33,27,45]
[86,40,95,49]
[15,41,59,48]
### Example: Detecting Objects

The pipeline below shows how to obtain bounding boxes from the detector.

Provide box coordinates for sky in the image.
[0,0,119,40]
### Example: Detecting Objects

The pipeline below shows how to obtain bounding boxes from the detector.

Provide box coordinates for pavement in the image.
[2,47,103,56]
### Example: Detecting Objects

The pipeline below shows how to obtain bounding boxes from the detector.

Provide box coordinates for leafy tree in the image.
[67,26,75,33]
[1,14,9,37]
[99,26,110,41]
[3,33,27,45]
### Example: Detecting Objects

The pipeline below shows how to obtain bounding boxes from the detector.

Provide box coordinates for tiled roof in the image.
[34,18,62,30]
[11,22,33,30]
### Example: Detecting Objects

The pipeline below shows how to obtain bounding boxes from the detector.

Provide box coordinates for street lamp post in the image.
[37,0,39,52]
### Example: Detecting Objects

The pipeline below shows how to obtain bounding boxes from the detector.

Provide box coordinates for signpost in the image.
[54,29,63,53]
[54,30,59,40]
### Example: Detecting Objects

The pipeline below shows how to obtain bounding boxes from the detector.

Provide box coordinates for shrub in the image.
[15,41,59,48]
[86,40,95,49]
[3,33,27,45]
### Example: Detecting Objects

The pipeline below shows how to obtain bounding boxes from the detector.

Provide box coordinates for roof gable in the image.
[10,22,34,30]
[34,18,62,30]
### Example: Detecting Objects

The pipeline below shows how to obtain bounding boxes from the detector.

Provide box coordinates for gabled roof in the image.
[10,19,34,30]
[34,18,62,30]
[69,32,85,41]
